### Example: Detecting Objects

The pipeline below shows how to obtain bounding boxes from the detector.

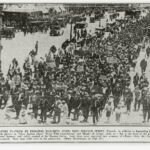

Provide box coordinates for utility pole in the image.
[70,18,73,41]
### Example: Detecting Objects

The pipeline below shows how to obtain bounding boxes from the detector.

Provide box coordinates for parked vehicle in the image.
[90,16,95,23]
[50,25,64,36]
[2,26,15,38]
[74,22,88,30]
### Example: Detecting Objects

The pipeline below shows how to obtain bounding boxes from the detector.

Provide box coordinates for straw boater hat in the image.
[55,95,60,99]
[144,87,148,91]
[135,86,139,90]
[147,90,150,96]
[62,100,66,104]
[22,105,26,109]
[84,92,89,96]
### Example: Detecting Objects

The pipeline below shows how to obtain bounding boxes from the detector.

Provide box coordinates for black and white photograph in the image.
[0,3,150,128]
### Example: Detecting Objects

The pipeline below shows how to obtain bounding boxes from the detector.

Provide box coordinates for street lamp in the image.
[70,17,73,41]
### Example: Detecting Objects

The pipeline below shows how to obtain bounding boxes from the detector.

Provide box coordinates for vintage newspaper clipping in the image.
[0,3,150,143]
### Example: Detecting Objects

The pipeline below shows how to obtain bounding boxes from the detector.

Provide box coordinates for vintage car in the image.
[71,15,86,23]
[50,25,64,36]
[90,16,95,23]
[74,22,88,30]
[28,20,50,32]
[125,10,141,19]
[1,26,15,38]
[95,27,105,38]
[57,17,67,28]
[95,13,101,20]
[76,17,86,22]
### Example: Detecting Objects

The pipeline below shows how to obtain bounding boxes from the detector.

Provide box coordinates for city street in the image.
[0,6,150,126]
[0,99,146,126]
[0,36,149,126]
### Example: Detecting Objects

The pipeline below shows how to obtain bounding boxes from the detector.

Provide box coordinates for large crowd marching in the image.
[1,10,150,125]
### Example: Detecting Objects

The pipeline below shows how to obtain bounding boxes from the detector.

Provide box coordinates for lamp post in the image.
[0,4,3,79]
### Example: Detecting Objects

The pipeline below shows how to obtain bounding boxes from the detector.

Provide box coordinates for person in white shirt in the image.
[61,100,69,124]
[115,105,122,123]
[19,105,27,124]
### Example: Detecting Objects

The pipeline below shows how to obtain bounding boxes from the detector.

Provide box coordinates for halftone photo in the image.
[0,3,149,128]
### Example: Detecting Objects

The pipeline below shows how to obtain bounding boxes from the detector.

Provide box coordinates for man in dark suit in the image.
[140,58,147,73]
[91,96,100,124]
[146,46,150,58]
[81,93,91,123]
[133,73,139,88]
[40,93,48,123]
[141,87,148,123]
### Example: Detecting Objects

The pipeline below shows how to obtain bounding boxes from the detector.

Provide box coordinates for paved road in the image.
[1,16,100,77]
[0,17,150,126]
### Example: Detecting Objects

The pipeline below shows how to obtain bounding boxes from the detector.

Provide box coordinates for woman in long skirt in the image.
[19,105,27,124]
[105,102,113,123]
[115,105,122,123]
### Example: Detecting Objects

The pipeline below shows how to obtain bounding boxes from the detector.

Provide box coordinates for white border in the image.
[0,0,150,4]
[0,1,149,150]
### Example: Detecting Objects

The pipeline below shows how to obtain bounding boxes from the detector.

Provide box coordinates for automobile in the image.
[71,15,86,23]
[76,17,86,22]
[1,26,15,38]
[143,26,150,38]
[90,16,95,23]
[29,20,49,27]
[95,27,105,38]
[74,22,88,30]
[95,27,105,33]
[57,17,67,28]
[28,20,50,33]
[50,25,64,36]
[31,20,50,25]
[95,13,101,20]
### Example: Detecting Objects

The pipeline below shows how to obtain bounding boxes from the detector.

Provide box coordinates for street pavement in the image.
[0,45,149,126]
[0,17,150,126]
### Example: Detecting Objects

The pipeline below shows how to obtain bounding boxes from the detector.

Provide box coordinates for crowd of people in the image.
[21,23,49,36]
[1,10,150,125]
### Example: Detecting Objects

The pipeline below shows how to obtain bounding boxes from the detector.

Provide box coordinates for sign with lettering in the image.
[107,57,118,64]
[99,75,107,80]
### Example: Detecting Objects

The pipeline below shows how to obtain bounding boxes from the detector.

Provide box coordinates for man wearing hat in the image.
[139,73,146,89]
[31,91,39,119]
[53,95,62,124]
[14,90,23,119]
[133,73,139,88]
[0,92,3,109]
[113,84,122,109]
[124,87,133,114]
[19,105,27,124]
[142,87,149,123]
[105,101,113,123]
[40,92,48,123]
[146,91,150,122]
[2,89,9,108]
[67,91,74,117]
[140,58,147,73]
[72,93,81,121]
[134,86,141,111]
[141,78,149,90]
[146,46,150,58]
[80,92,91,123]
[91,96,100,124]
